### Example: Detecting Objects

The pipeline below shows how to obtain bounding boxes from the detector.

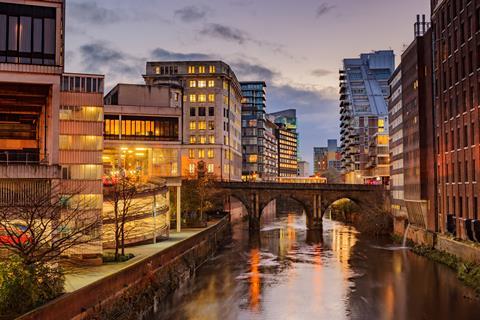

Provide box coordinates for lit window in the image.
[223,96,229,104]
[209,135,215,144]
[189,80,196,87]
[208,121,215,130]
[209,66,216,73]
[189,149,195,159]
[155,67,160,74]
[207,149,214,158]
[189,94,197,102]
[199,136,206,144]
[198,149,205,158]
[198,80,207,88]
[208,94,215,102]
[207,164,214,173]
[224,136,229,145]
[189,121,196,130]
[223,81,228,90]
[188,66,195,74]
[189,136,196,144]
[208,80,215,87]
[198,94,207,102]
[198,121,207,130]
[248,155,258,163]
[189,163,196,174]
[199,66,205,73]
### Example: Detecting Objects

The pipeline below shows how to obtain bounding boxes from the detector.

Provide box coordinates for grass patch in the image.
[412,245,480,293]
[102,253,135,263]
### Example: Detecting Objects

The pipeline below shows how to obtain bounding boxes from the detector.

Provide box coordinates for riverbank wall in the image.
[18,216,231,320]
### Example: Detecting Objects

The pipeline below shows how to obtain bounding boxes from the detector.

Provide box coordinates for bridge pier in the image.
[307,194,322,230]
[249,192,261,231]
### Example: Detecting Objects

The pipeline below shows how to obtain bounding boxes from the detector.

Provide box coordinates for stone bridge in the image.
[214,182,389,230]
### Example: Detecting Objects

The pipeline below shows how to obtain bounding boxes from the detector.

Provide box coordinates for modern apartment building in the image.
[297,160,310,177]
[313,139,342,175]
[270,109,298,177]
[431,0,480,240]
[388,67,407,233]
[0,0,103,259]
[143,61,243,181]
[339,50,395,184]
[240,81,278,181]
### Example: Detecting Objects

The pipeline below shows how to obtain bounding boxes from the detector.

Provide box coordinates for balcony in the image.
[0,150,40,165]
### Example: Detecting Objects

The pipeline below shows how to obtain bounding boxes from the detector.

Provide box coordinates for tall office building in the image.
[431,0,480,240]
[270,109,298,177]
[313,139,342,175]
[339,50,395,184]
[143,61,243,181]
[240,81,278,181]
[0,0,104,259]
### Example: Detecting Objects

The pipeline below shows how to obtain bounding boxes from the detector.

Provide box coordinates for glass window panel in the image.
[0,15,6,51]
[43,18,55,55]
[32,18,42,53]
[8,16,18,51]
[19,16,31,53]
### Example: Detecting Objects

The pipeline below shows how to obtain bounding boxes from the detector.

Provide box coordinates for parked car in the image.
[0,225,30,245]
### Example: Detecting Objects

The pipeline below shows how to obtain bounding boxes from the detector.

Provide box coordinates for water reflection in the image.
[157,213,479,320]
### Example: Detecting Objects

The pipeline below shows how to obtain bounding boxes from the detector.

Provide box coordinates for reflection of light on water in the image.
[331,223,357,273]
[249,248,261,312]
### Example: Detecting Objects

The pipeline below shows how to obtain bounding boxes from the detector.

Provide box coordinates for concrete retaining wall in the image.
[18,216,231,320]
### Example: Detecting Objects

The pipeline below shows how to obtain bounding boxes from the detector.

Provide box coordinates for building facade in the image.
[432,0,480,239]
[339,51,395,184]
[240,81,278,181]
[313,139,342,175]
[270,110,298,177]
[143,61,242,181]
[297,160,310,177]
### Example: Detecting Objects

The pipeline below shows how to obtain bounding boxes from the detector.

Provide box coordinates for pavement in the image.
[63,228,205,293]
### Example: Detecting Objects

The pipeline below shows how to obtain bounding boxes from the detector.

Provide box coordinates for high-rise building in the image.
[0,0,104,259]
[297,160,310,177]
[143,61,243,181]
[270,110,298,177]
[240,81,278,181]
[313,139,342,174]
[431,0,480,239]
[339,50,395,184]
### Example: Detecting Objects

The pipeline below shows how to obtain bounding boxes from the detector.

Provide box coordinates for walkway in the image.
[64,228,206,292]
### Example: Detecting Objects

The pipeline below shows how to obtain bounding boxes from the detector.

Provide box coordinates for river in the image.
[156,212,479,320]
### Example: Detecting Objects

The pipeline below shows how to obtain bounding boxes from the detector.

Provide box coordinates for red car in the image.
[0,225,30,245]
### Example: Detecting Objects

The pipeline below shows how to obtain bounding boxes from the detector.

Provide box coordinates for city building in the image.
[297,160,310,177]
[270,110,298,177]
[143,61,243,181]
[388,66,407,233]
[240,81,278,181]
[313,139,342,175]
[339,50,395,184]
[431,0,480,240]
[0,0,103,259]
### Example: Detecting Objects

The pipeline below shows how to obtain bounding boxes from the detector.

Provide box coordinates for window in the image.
[208,94,215,102]
[189,80,197,88]
[198,94,207,102]
[189,136,196,144]
[223,81,229,90]
[59,135,102,151]
[60,106,103,122]
[104,115,178,141]
[198,149,205,158]
[0,4,56,65]
[208,107,215,116]
[189,149,195,159]
[189,121,196,130]
[189,163,195,174]
[199,136,206,144]
[207,149,214,158]
[209,135,215,144]
[198,80,206,88]
[198,66,205,73]
[207,163,214,173]
[198,121,207,130]
[209,65,216,73]
[188,66,195,74]
[208,121,215,130]
[208,80,215,87]
[190,107,196,117]
[189,94,197,102]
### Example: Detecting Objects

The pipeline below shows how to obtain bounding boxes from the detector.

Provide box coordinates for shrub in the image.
[102,253,135,263]
[0,256,64,318]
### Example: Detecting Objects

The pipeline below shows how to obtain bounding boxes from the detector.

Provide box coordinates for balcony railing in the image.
[0,151,40,164]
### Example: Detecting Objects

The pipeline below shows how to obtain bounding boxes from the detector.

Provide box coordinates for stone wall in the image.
[18,216,231,320]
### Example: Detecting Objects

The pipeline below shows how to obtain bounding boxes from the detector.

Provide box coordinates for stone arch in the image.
[258,192,309,218]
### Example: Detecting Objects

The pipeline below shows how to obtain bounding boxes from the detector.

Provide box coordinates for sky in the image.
[65,0,430,170]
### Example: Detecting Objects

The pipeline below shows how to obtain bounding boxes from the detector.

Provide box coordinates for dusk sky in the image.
[65,0,430,169]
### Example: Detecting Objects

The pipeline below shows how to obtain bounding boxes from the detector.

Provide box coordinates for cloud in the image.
[316,3,335,18]
[150,48,214,61]
[68,1,119,25]
[174,5,208,22]
[230,60,278,82]
[311,68,333,77]
[201,23,248,44]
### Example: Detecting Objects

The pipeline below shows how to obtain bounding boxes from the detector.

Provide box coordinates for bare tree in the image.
[0,182,101,267]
